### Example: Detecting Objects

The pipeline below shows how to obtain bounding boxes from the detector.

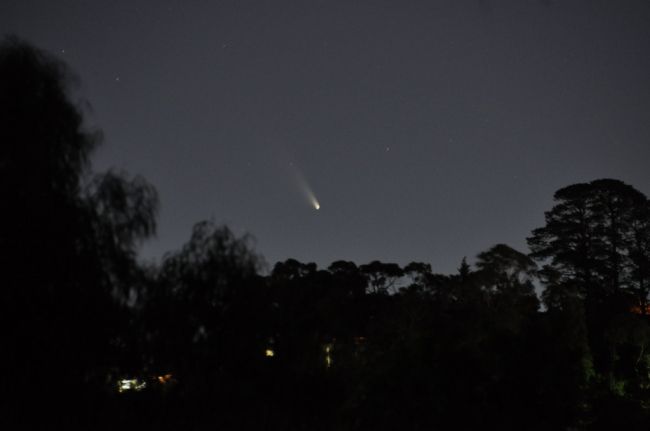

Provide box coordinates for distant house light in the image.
[631,304,650,315]
[265,348,275,357]
[157,374,173,384]
[324,344,333,368]
[117,378,146,393]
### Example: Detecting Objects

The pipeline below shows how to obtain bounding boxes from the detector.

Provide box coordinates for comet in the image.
[291,164,321,211]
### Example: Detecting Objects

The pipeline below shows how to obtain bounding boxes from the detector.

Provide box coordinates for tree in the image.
[0,36,158,425]
[147,221,263,372]
[403,261,432,291]
[528,179,648,305]
[627,201,650,313]
[475,244,539,314]
[328,260,366,298]
[86,169,158,299]
[476,244,537,283]
[528,182,600,296]
[359,260,404,294]
[528,179,650,419]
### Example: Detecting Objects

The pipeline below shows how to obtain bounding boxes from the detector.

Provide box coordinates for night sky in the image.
[3,0,650,273]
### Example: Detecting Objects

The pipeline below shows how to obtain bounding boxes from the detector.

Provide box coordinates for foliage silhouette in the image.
[0,36,158,428]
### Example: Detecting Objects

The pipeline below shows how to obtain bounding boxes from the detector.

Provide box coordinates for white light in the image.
[117,378,147,393]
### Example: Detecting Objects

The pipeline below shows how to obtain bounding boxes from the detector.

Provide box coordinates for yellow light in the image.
[265,349,275,357]
[324,344,333,368]
[157,374,173,384]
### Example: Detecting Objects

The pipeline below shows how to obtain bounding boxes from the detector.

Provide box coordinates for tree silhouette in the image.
[529,179,650,427]
[528,179,648,303]
[359,260,404,294]
[0,36,158,427]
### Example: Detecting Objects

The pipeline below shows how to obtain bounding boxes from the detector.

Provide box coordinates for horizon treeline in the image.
[2,37,650,430]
